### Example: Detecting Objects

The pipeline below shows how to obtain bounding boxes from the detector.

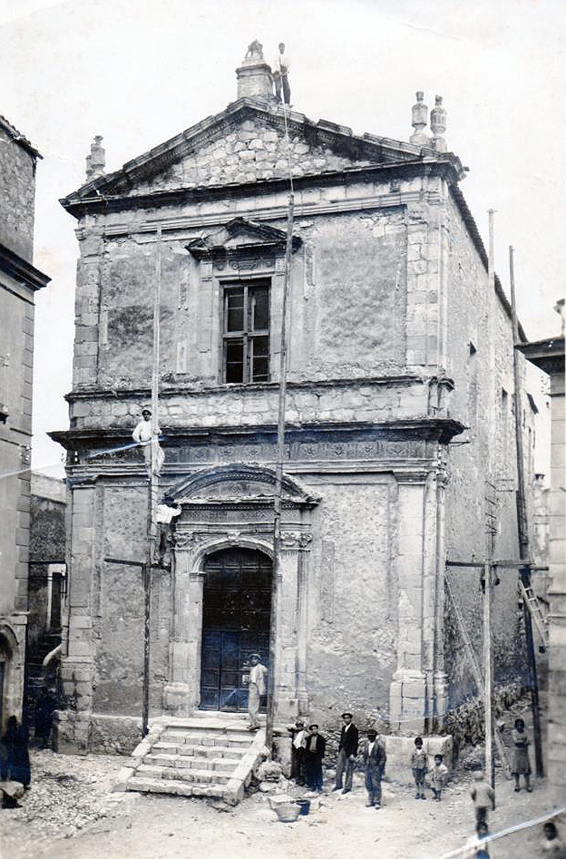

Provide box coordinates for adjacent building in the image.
[27,471,67,707]
[519,328,565,790]
[0,114,50,729]
[52,45,534,755]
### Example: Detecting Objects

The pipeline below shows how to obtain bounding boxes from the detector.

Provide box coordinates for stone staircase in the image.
[118,715,266,805]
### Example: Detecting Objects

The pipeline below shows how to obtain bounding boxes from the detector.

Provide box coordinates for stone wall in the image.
[93,483,170,717]
[0,279,35,618]
[306,478,397,729]
[442,191,528,711]
[69,378,430,435]
[127,117,375,194]
[74,207,409,394]
[0,125,36,261]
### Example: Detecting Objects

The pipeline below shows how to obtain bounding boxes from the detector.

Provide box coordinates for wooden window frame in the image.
[222,279,271,384]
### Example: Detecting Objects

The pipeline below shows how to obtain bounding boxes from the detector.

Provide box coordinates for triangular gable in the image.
[61,98,464,212]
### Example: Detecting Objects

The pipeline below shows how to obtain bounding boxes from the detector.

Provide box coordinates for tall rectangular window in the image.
[223,280,270,384]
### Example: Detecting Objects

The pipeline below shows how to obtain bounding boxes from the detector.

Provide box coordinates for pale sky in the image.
[0,0,563,477]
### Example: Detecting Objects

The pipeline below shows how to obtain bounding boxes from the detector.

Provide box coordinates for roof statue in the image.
[244,40,264,63]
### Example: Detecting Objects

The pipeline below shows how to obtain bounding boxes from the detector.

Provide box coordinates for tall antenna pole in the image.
[509,245,544,776]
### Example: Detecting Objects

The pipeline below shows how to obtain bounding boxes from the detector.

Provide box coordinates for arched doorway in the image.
[200,547,272,711]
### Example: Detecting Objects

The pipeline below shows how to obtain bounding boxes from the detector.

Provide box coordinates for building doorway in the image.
[200,547,272,711]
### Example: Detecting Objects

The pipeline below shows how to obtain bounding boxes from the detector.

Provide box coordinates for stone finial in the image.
[245,39,264,62]
[430,95,447,153]
[236,40,273,101]
[409,91,430,146]
[85,135,105,181]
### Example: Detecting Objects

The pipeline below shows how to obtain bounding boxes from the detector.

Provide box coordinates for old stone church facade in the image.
[53,47,531,753]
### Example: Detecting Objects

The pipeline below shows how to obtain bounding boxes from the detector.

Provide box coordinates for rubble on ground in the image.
[1,749,138,850]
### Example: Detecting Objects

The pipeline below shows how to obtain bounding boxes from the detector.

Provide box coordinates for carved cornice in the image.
[280,531,312,550]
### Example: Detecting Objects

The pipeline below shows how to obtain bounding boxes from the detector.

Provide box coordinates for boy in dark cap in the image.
[305,724,326,793]
[333,711,359,794]
[362,728,386,808]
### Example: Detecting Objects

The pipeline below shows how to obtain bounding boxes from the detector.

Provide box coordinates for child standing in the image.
[470,770,495,829]
[511,717,532,793]
[411,736,428,799]
[430,753,448,801]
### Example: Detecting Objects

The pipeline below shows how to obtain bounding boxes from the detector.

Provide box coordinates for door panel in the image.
[200,548,271,711]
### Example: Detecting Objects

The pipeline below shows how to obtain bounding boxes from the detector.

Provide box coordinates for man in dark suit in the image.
[305,723,326,792]
[333,711,359,794]
[362,729,386,808]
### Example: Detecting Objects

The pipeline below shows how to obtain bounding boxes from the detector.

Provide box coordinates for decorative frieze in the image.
[83,436,432,466]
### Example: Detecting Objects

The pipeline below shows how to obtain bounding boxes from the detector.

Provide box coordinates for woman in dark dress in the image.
[511,717,532,793]
[1,716,31,788]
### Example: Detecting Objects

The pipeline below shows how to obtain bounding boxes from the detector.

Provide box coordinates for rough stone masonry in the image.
[51,44,535,760]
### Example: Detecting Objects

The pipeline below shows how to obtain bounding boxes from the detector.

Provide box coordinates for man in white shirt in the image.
[272,42,291,105]
[288,719,308,785]
[156,496,182,565]
[246,653,268,730]
[132,408,164,476]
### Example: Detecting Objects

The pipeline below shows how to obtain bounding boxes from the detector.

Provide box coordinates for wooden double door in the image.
[200,547,272,711]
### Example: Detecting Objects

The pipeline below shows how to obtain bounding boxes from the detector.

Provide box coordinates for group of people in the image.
[288,712,387,808]
[282,710,550,857]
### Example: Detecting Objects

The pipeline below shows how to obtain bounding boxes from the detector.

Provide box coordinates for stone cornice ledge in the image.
[49,417,465,449]
[64,373,428,402]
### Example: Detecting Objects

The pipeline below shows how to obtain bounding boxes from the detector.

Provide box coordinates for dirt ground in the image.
[1,748,564,859]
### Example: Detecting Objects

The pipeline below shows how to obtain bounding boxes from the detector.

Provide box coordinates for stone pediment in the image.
[61,100,464,215]
[186,218,301,261]
[168,464,320,506]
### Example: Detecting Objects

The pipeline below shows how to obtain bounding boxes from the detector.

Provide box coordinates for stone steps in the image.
[144,753,236,773]
[120,717,267,804]
[152,742,242,759]
[137,763,232,783]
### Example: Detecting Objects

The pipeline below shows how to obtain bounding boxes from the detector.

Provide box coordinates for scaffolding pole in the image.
[265,193,294,751]
[141,223,163,738]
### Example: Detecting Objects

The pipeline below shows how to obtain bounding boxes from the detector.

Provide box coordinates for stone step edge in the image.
[152,717,261,733]
[135,765,231,784]
[125,777,228,798]
[141,757,237,774]
[151,742,244,758]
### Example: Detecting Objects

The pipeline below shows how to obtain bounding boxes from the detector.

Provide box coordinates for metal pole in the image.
[266,193,295,751]
[509,245,544,776]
